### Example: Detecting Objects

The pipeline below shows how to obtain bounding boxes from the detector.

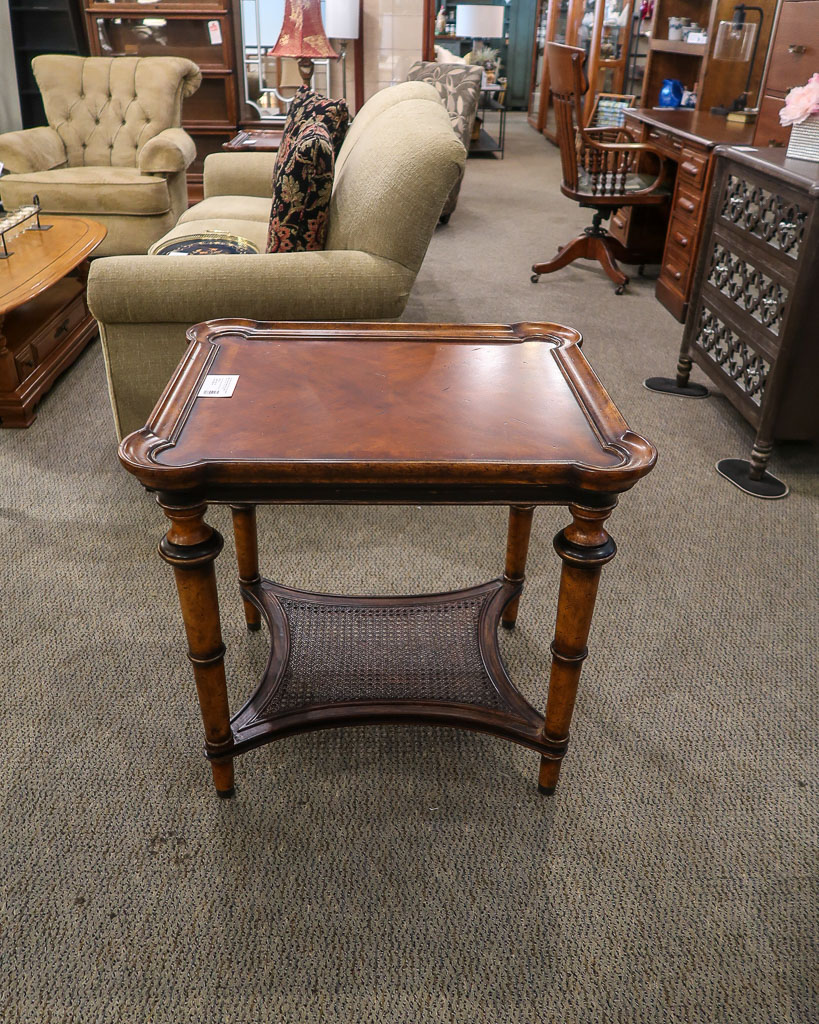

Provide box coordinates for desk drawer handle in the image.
[674,231,689,247]
[678,196,696,213]
[672,269,682,281]
[788,44,806,55]
[54,317,71,338]
[681,160,701,176]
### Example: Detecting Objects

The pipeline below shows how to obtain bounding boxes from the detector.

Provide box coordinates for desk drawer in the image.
[666,214,696,258]
[659,247,691,296]
[678,149,708,189]
[645,126,684,159]
[673,183,704,223]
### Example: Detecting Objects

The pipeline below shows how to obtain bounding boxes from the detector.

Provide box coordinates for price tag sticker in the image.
[199,374,238,398]
[207,20,223,45]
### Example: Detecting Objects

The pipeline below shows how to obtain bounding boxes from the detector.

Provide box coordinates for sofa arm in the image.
[0,126,66,174]
[203,152,277,199]
[138,128,197,174]
[88,249,415,325]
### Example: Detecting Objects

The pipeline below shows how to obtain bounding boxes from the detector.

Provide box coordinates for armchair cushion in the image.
[0,167,171,216]
[0,126,66,174]
[267,121,335,253]
[138,128,196,174]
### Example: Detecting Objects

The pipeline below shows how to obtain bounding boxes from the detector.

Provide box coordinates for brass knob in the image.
[788,44,807,55]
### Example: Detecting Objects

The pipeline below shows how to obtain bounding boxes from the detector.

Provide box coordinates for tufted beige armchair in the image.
[0,55,201,257]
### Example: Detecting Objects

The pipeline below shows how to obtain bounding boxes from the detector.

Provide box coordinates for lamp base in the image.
[297,57,314,88]
[727,108,757,123]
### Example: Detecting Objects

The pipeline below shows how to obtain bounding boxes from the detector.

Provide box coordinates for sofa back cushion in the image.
[267,121,335,253]
[32,55,201,169]
[326,89,466,274]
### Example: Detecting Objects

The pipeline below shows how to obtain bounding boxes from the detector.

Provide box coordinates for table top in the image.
[716,145,819,197]
[626,108,756,150]
[119,321,656,502]
[223,129,283,152]
[0,216,106,316]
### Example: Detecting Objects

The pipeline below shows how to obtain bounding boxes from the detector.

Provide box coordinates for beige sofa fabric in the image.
[89,80,465,439]
[0,56,200,258]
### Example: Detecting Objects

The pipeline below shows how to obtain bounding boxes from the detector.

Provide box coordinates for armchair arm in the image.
[583,125,639,144]
[138,128,197,174]
[204,152,277,199]
[576,131,669,199]
[88,249,415,325]
[0,126,66,174]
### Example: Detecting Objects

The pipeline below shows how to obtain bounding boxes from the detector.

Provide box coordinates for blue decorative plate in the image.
[152,231,260,256]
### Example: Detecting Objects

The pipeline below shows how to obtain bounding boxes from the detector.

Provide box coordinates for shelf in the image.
[649,39,707,56]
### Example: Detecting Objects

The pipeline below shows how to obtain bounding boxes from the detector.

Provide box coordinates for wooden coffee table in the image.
[0,215,106,427]
[119,321,656,798]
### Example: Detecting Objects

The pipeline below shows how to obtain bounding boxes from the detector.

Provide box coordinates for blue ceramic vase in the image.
[658,79,684,108]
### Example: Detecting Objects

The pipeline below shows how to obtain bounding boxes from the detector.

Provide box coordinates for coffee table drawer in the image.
[31,291,87,362]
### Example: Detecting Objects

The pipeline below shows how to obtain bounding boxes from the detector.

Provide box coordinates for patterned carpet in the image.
[2,115,817,1023]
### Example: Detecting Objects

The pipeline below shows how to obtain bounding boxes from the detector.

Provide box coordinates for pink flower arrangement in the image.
[780,73,819,126]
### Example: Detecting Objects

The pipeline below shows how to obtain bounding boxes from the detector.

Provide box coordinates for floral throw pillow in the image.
[276,87,349,170]
[266,120,334,254]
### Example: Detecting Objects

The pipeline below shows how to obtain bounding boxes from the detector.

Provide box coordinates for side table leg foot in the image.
[159,497,236,795]
[231,504,262,630]
[537,756,557,795]
[538,502,617,793]
[502,504,535,629]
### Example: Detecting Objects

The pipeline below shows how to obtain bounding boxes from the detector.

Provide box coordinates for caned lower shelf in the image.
[226,578,552,758]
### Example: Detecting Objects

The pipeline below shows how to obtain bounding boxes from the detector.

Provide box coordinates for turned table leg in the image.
[230,504,261,630]
[538,502,617,795]
[502,504,535,629]
[158,497,235,797]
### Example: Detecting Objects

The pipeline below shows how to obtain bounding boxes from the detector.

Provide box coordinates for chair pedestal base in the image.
[531,227,632,294]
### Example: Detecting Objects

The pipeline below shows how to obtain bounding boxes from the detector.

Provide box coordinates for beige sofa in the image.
[0,56,201,258]
[88,81,466,439]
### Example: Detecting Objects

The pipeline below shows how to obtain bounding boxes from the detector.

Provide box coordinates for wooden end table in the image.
[119,321,656,798]
[0,215,106,427]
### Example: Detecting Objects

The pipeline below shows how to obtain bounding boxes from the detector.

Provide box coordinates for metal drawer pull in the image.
[788,44,806,55]
[54,318,71,338]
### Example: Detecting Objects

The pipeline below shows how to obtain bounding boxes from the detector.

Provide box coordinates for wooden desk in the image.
[119,320,656,798]
[611,109,755,322]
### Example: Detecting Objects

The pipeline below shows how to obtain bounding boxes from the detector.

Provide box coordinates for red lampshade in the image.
[270,0,339,60]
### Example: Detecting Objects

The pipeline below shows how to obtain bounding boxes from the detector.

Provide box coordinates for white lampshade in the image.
[324,0,360,40]
[455,4,504,39]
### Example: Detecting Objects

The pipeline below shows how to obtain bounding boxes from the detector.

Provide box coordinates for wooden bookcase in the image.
[640,0,777,112]
[81,0,240,203]
[8,0,87,129]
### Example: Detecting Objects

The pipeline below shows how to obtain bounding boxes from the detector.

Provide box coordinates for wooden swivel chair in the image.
[531,43,669,294]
